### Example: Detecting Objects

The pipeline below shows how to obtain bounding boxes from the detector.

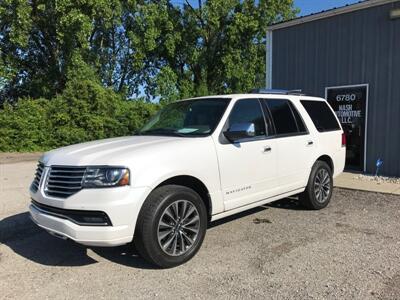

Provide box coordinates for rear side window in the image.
[264,99,306,135]
[301,100,341,132]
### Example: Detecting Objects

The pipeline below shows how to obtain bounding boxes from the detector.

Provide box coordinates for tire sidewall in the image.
[145,187,207,267]
[308,161,333,209]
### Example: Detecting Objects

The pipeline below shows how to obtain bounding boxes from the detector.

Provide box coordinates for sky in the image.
[295,0,361,16]
[172,1,363,17]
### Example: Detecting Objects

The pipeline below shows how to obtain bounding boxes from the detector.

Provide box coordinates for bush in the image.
[0,99,52,151]
[0,79,160,152]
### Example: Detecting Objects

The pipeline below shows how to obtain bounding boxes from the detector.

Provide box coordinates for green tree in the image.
[0,0,130,102]
[148,0,298,101]
[0,0,297,103]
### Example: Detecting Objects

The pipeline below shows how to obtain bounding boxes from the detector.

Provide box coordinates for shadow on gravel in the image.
[90,245,157,269]
[267,196,308,211]
[208,197,307,229]
[0,212,154,269]
[208,205,269,228]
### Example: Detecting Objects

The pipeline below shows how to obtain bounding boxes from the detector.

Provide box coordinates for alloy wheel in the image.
[157,200,200,256]
[314,168,331,203]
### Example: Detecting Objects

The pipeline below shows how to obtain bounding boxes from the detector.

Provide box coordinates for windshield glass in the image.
[139,98,230,137]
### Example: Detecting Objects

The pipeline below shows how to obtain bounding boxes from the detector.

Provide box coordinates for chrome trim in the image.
[44,166,86,198]
[30,162,44,193]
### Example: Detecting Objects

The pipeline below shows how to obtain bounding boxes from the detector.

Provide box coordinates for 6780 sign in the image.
[336,94,356,102]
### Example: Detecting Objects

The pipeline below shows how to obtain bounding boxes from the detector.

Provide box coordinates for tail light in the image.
[341,133,346,147]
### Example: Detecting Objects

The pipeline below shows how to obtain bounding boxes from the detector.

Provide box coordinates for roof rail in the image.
[250,88,305,96]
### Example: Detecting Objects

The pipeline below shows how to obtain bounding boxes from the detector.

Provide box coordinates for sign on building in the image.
[326,84,369,171]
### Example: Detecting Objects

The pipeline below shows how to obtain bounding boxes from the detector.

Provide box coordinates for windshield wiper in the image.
[137,129,188,137]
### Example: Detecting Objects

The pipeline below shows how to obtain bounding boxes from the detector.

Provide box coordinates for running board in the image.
[210,188,304,222]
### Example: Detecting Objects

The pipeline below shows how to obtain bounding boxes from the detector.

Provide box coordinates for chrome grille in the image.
[45,166,86,198]
[30,162,44,192]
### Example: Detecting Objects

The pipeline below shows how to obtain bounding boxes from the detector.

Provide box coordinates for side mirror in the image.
[223,122,255,142]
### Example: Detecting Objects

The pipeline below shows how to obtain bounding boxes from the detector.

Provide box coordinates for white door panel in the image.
[216,139,278,211]
[214,98,278,211]
[275,135,315,192]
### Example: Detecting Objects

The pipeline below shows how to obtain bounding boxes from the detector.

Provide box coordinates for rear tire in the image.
[134,185,207,268]
[300,161,333,210]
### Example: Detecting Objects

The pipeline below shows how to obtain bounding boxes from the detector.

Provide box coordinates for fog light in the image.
[81,216,107,224]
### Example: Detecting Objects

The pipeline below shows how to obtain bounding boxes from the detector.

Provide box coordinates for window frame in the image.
[288,101,309,134]
[261,98,309,139]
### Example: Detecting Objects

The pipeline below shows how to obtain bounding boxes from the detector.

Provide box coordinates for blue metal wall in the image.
[272,1,400,176]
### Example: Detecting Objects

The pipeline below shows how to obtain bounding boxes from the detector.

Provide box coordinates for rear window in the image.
[300,100,341,132]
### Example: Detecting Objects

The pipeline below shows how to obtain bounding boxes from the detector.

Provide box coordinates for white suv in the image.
[29,90,345,268]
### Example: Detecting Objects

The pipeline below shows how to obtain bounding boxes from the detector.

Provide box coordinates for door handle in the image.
[307,140,314,146]
[263,146,272,153]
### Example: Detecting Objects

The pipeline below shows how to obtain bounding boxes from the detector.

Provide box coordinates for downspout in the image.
[265,29,273,89]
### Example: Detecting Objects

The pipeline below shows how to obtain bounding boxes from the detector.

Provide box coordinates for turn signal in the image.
[118,171,130,186]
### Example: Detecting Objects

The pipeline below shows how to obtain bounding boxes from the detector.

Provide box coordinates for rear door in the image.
[263,99,314,192]
[215,99,279,211]
[300,99,345,176]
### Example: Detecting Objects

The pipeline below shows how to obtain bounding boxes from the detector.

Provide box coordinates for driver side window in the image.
[228,99,266,137]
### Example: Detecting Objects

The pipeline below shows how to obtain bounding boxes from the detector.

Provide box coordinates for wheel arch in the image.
[155,175,212,221]
[316,154,334,174]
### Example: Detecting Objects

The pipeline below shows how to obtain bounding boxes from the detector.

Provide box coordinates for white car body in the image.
[29,93,345,247]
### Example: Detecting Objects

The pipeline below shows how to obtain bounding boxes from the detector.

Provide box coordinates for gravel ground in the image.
[1,161,400,300]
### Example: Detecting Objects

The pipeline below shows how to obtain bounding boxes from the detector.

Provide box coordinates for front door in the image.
[326,84,368,171]
[214,99,279,211]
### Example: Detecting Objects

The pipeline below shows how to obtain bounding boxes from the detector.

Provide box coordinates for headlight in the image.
[82,167,130,188]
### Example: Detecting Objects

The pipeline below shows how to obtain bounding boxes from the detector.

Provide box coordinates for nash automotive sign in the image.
[325,84,368,171]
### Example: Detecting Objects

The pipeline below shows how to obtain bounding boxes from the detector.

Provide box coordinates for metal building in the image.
[266,0,400,176]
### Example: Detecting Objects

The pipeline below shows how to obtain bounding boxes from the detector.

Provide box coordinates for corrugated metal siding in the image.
[272,1,400,176]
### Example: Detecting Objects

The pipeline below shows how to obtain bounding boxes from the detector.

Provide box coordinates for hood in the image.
[41,136,183,166]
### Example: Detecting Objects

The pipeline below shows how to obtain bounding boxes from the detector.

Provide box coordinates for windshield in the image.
[139,98,230,137]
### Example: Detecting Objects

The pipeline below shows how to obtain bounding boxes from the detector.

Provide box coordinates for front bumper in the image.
[29,185,151,247]
[31,200,113,226]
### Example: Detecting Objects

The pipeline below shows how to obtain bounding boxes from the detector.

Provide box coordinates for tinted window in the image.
[265,99,299,135]
[301,100,341,132]
[228,99,266,137]
[289,102,307,133]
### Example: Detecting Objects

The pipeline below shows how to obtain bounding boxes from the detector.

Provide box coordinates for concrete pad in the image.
[334,172,400,195]
[392,187,400,195]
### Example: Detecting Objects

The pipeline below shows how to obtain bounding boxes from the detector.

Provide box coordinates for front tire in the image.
[134,185,207,268]
[300,161,333,210]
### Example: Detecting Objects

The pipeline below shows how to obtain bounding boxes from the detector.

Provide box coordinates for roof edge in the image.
[269,0,398,31]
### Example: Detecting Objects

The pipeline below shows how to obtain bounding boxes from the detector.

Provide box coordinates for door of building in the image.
[325,84,368,171]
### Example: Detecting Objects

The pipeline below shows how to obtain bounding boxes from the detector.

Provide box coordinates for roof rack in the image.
[250,88,305,96]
